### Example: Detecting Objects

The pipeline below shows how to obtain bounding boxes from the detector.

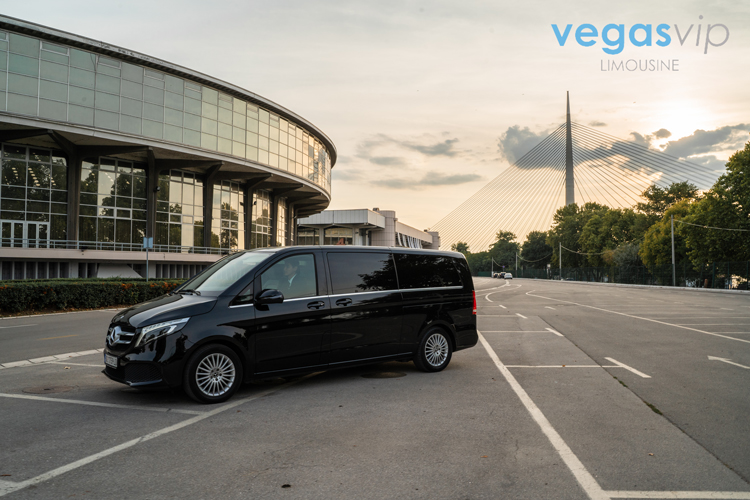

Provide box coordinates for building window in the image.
[276,197,287,246]
[211,180,244,250]
[297,228,319,246]
[1,143,68,246]
[324,227,352,245]
[156,170,204,249]
[79,157,146,246]
[250,189,271,248]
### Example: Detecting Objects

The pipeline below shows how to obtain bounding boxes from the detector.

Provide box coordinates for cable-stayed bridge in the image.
[431,95,719,252]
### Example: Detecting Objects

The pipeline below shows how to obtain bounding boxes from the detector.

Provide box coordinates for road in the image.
[0,279,748,499]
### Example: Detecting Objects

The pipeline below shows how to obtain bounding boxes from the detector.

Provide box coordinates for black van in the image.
[103,246,478,403]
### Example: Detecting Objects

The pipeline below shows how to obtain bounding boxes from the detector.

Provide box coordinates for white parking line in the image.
[0,324,37,329]
[0,393,204,415]
[498,305,507,309]
[478,331,609,499]
[604,357,651,378]
[546,327,564,337]
[482,330,555,333]
[606,491,750,499]
[545,306,556,310]
[525,292,750,346]
[0,375,314,497]
[516,313,527,319]
[0,349,103,370]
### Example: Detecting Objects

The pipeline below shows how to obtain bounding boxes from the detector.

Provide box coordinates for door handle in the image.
[335,298,352,307]
[307,301,325,310]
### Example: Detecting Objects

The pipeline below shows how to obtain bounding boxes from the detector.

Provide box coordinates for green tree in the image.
[639,200,692,267]
[636,181,700,226]
[520,231,552,269]
[546,202,608,268]
[681,142,750,264]
[489,230,520,271]
[451,241,469,254]
[579,208,644,266]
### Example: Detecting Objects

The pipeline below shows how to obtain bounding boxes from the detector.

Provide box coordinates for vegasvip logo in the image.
[551,16,730,71]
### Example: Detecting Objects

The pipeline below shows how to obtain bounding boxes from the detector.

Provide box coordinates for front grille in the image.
[124,364,162,384]
[105,363,162,385]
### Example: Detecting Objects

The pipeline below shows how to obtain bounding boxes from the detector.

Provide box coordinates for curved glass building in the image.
[0,15,336,279]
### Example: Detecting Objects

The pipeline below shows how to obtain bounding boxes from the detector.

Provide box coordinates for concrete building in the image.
[297,209,440,249]
[0,15,335,279]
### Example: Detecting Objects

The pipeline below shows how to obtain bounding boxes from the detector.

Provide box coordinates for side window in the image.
[260,254,316,299]
[327,252,398,294]
[394,254,463,289]
[233,283,254,305]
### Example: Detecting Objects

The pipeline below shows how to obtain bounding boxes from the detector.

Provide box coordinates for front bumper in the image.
[103,332,187,388]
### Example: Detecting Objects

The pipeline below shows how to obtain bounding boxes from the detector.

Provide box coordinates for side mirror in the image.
[256,289,284,305]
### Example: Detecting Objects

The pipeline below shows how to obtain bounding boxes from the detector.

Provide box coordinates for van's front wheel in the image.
[183,345,243,404]
[414,328,452,372]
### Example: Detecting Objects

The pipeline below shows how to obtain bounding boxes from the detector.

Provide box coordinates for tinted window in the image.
[327,252,397,294]
[180,251,271,295]
[394,254,463,289]
[260,254,316,299]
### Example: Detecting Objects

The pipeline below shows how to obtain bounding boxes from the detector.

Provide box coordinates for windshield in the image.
[177,251,272,295]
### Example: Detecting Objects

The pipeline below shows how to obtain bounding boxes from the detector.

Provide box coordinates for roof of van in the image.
[239,246,465,259]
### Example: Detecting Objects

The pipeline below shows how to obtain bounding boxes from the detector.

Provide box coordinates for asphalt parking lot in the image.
[1,279,749,499]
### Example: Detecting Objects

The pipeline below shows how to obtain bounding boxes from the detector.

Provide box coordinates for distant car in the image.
[505,273,513,279]
[492,273,499,278]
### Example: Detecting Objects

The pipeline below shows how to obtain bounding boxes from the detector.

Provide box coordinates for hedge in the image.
[0,279,185,314]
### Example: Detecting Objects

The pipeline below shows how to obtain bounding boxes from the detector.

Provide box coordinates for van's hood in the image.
[112,293,217,328]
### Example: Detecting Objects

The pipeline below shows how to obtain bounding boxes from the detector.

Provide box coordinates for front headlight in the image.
[136,317,190,346]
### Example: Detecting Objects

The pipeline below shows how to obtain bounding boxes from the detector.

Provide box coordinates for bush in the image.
[0,279,185,314]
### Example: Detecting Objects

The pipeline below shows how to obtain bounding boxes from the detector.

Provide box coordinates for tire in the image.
[183,344,243,404]
[413,327,452,372]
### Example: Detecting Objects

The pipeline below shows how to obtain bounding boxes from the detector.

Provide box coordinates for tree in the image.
[636,181,700,226]
[451,241,469,254]
[546,202,608,268]
[579,208,645,266]
[488,230,520,270]
[640,200,692,267]
[681,141,750,264]
[520,231,552,269]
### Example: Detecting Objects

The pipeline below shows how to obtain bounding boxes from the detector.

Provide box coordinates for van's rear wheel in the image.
[183,345,243,404]
[414,328,452,372]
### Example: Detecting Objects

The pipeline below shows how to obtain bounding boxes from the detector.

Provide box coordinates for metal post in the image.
[491,258,493,277]
[559,242,562,280]
[669,215,677,286]
[146,246,149,282]
[516,253,518,273]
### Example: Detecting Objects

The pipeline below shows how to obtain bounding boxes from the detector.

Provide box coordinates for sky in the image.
[2,0,749,233]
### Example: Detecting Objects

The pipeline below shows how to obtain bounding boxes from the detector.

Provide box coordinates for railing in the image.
[511,261,750,290]
[0,238,233,255]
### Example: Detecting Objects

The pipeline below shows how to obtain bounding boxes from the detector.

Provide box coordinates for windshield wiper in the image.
[177,289,201,296]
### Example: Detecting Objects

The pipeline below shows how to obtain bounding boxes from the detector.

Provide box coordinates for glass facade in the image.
[0,144,68,245]
[297,228,319,246]
[276,197,287,247]
[0,30,332,194]
[250,189,271,249]
[79,158,147,244]
[324,227,353,245]
[211,181,244,250]
[156,171,204,249]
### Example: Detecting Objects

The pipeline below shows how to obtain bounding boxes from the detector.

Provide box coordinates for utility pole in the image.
[559,241,562,280]
[491,258,494,277]
[515,253,518,273]
[671,215,676,287]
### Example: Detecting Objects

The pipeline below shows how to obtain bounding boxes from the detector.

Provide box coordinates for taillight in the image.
[472,290,477,315]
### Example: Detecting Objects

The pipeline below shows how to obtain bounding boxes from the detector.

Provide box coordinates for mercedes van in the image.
[103,246,478,403]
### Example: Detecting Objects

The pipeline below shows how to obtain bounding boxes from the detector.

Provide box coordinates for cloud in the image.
[356,134,462,161]
[660,124,750,158]
[628,131,651,148]
[369,156,407,166]
[371,171,482,190]
[686,154,728,172]
[653,128,672,139]
[331,169,363,181]
[497,125,553,164]
[589,121,607,127]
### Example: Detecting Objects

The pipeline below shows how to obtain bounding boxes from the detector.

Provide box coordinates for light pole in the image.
[671,215,676,287]
[559,241,562,280]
